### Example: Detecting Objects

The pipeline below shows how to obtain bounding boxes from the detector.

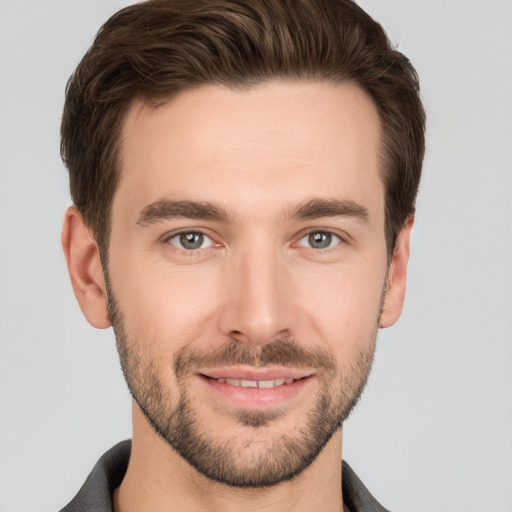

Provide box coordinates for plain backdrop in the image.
[0,1,511,511]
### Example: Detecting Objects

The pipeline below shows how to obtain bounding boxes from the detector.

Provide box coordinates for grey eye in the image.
[169,232,213,250]
[298,231,341,249]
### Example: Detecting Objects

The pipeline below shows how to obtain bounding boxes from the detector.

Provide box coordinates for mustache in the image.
[174,337,336,378]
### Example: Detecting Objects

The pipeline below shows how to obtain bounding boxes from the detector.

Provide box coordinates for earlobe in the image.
[61,206,111,329]
[379,216,414,329]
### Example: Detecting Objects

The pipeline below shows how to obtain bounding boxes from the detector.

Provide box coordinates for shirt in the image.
[60,440,390,512]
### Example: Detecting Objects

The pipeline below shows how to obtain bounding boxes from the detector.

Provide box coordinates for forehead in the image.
[116,81,383,221]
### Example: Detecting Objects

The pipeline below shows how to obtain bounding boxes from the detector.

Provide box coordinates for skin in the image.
[62,81,413,512]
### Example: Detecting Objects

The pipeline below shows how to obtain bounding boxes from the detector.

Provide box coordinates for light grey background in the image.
[1,1,511,511]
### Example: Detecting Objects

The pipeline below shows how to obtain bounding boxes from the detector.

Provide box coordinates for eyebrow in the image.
[287,198,370,223]
[136,198,370,226]
[136,200,234,225]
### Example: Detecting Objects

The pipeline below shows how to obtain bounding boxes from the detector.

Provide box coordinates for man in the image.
[59,0,425,510]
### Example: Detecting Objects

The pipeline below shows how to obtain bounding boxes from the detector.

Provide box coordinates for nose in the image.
[217,244,294,346]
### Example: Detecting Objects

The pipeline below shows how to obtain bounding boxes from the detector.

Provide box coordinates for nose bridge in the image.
[218,238,292,345]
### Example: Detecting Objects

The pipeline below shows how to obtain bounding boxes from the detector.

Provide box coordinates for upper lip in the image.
[198,367,314,381]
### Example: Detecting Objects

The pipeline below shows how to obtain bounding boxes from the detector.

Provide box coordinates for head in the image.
[61,0,425,489]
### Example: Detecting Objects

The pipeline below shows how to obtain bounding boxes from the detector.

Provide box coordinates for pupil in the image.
[180,232,203,249]
[309,232,331,249]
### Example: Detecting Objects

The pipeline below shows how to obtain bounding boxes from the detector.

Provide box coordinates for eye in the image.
[168,231,213,250]
[298,231,342,249]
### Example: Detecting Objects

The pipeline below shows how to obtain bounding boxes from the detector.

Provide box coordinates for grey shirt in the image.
[60,440,390,512]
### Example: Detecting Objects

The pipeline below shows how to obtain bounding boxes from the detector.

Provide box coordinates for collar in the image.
[60,440,390,512]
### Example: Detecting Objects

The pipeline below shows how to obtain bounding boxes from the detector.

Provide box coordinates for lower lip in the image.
[199,375,313,408]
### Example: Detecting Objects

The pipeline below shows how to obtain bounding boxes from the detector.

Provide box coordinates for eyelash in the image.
[295,230,343,250]
[165,230,217,251]
[163,228,345,253]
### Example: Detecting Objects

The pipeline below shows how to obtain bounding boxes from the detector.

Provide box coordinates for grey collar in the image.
[60,440,390,512]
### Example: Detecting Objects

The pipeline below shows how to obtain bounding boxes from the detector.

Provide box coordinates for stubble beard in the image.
[106,281,377,488]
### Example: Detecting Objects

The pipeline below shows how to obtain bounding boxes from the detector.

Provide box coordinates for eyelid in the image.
[162,228,221,250]
[293,228,348,249]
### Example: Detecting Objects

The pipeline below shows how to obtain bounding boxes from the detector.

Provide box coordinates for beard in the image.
[106,281,377,488]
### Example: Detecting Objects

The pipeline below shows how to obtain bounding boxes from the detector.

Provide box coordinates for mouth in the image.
[210,377,298,388]
[196,368,315,408]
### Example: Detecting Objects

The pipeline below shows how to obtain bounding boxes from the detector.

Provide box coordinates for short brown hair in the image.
[61,0,425,259]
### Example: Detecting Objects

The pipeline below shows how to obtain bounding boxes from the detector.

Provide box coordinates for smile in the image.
[197,370,315,408]
[213,377,297,388]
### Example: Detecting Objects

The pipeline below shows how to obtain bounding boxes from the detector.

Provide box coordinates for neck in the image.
[114,404,347,512]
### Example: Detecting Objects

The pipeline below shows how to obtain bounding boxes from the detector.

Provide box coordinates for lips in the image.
[197,367,314,408]
[199,367,313,381]
[216,377,295,388]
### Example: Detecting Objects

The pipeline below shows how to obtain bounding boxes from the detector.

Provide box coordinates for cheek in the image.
[109,256,222,346]
[295,262,385,351]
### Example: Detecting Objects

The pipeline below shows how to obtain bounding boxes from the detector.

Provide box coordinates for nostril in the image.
[228,330,247,343]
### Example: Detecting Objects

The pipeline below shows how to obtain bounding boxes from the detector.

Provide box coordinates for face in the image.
[103,81,393,486]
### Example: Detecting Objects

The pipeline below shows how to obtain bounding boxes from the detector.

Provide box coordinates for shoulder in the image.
[342,460,391,512]
[59,440,131,512]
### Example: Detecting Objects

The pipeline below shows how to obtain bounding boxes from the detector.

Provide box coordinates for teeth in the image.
[258,379,278,389]
[220,378,294,388]
[240,379,258,388]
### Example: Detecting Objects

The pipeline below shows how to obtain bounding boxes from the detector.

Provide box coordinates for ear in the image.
[379,216,414,328]
[61,206,111,329]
